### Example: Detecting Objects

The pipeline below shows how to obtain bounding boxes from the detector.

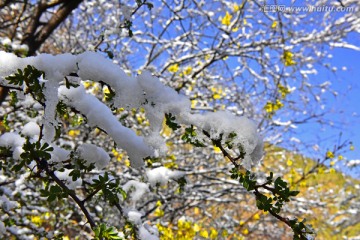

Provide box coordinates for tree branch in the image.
[44,165,96,229]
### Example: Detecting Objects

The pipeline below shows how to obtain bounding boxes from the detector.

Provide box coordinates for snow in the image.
[54,169,82,190]
[60,85,153,168]
[347,159,360,167]
[120,5,132,20]
[21,122,40,137]
[0,50,263,170]
[0,132,26,160]
[146,167,185,187]
[139,223,159,240]
[184,111,264,169]
[122,180,149,202]
[49,145,70,163]
[0,132,25,149]
[127,210,143,225]
[0,195,18,211]
[76,143,110,169]
[0,221,6,237]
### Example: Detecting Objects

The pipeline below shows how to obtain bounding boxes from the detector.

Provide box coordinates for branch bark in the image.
[23,0,83,56]
[0,0,83,106]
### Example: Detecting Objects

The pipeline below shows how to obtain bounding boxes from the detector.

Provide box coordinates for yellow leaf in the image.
[300,181,307,188]
[233,3,240,12]
[278,84,291,98]
[194,207,200,215]
[191,100,197,108]
[264,101,274,113]
[102,86,110,94]
[200,230,209,238]
[116,153,123,161]
[125,159,130,167]
[253,213,260,220]
[30,216,42,226]
[329,168,336,173]
[242,228,249,235]
[161,118,173,137]
[213,93,221,99]
[193,223,201,232]
[68,129,80,137]
[239,220,245,226]
[350,145,355,151]
[232,27,239,32]
[210,228,218,239]
[338,155,344,160]
[271,21,277,28]
[213,145,221,153]
[243,19,247,25]
[183,66,192,75]
[330,161,335,166]
[154,207,164,217]
[82,81,94,89]
[275,99,284,109]
[283,50,296,66]
[287,159,293,166]
[326,151,334,159]
[168,63,179,73]
[221,11,232,26]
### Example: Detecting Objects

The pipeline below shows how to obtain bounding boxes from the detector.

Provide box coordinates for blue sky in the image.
[324,46,359,173]
[294,38,360,177]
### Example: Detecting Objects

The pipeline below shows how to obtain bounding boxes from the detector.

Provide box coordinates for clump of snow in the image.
[14,173,30,192]
[59,85,153,168]
[0,50,263,170]
[0,195,18,211]
[76,143,110,169]
[347,159,360,168]
[49,145,70,163]
[21,122,40,137]
[0,132,25,149]
[0,220,6,237]
[0,132,25,160]
[139,223,159,240]
[184,111,263,169]
[120,5,132,20]
[122,180,149,202]
[127,210,143,225]
[146,167,185,187]
[54,169,82,190]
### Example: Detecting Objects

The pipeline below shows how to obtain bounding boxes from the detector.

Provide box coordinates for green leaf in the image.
[5,65,46,103]
[165,113,181,131]
[290,190,300,197]
[47,194,57,202]
[56,101,68,117]
[1,114,10,131]
[181,125,205,147]
[9,91,18,106]
[12,161,25,172]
